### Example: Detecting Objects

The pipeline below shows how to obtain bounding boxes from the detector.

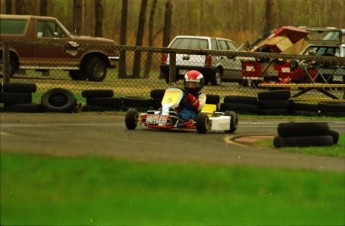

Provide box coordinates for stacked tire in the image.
[274,122,339,148]
[318,102,345,117]
[41,88,77,113]
[220,95,260,114]
[1,82,43,113]
[257,90,291,115]
[289,102,320,116]
[121,96,154,112]
[82,89,121,112]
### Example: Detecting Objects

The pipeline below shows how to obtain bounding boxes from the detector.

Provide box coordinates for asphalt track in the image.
[1,113,344,172]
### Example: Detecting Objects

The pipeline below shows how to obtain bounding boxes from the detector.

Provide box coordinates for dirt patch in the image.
[233,135,274,144]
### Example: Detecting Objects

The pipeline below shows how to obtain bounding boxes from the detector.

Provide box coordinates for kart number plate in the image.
[146,115,168,124]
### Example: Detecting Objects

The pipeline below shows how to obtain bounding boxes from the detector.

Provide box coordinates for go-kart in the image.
[125,88,238,134]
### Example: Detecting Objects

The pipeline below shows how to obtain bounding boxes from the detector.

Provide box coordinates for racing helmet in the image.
[184,70,204,94]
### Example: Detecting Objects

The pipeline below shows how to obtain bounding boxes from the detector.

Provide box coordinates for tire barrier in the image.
[257,90,291,115]
[41,88,77,112]
[274,122,339,148]
[220,95,260,114]
[1,82,43,113]
[121,96,154,112]
[289,101,320,116]
[81,89,121,112]
[318,102,345,117]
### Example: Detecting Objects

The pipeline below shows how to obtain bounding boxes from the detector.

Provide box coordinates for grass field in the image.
[1,152,344,225]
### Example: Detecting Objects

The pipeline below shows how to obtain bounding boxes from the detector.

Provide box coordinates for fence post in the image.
[169,51,176,86]
[2,40,10,84]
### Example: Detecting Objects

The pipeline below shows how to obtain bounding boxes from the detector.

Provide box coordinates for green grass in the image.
[1,152,344,225]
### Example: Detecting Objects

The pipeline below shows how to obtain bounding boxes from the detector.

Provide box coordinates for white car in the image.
[160,35,243,86]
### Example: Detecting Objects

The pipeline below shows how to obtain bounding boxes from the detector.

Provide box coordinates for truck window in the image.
[37,21,65,38]
[0,19,27,34]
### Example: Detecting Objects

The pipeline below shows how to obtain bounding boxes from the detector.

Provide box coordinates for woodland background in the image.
[1,0,345,47]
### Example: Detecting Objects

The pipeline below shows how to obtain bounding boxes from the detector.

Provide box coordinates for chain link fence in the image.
[1,40,345,114]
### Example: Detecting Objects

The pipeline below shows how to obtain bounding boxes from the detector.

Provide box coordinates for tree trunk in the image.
[73,0,82,35]
[15,0,24,14]
[118,0,128,78]
[95,0,103,37]
[132,0,148,78]
[144,0,158,78]
[5,0,12,14]
[40,0,48,16]
[263,0,273,34]
[162,0,172,47]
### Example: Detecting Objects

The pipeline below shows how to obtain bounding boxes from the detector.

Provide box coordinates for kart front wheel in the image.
[224,111,238,133]
[196,113,209,134]
[125,108,139,130]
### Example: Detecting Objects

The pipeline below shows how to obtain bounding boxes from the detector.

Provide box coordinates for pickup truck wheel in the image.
[69,70,87,80]
[125,108,139,130]
[196,113,209,134]
[224,111,238,133]
[85,57,107,81]
[210,68,222,86]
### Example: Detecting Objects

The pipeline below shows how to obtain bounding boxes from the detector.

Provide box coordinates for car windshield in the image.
[170,38,208,49]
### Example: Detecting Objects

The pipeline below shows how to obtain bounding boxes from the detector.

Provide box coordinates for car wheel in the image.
[69,70,87,80]
[85,57,107,81]
[211,68,222,86]
[125,108,139,130]
[224,111,238,133]
[196,113,209,134]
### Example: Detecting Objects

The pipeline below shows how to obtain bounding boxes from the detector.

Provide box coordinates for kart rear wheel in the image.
[196,113,209,134]
[125,108,139,130]
[224,111,238,133]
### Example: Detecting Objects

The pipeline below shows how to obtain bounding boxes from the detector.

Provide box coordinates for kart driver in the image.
[177,70,207,122]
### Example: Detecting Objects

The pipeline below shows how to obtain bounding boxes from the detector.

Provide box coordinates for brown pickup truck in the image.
[0,14,119,81]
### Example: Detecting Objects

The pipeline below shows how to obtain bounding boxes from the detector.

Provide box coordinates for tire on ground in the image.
[3,82,37,93]
[220,103,260,114]
[41,88,77,112]
[276,135,333,147]
[2,92,32,104]
[277,122,330,137]
[196,113,209,134]
[5,103,42,113]
[223,95,259,105]
[125,108,138,130]
[82,89,114,98]
[86,97,122,109]
[224,111,238,133]
[329,130,339,144]
[257,90,291,101]
[121,96,153,111]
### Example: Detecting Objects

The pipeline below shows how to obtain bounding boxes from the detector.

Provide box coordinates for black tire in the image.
[210,68,222,86]
[121,96,153,111]
[82,89,114,98]
[86,97,122,109]
[150,89,166,98]
[196,113,209,134]
[220,103,260,114]
[84,105,119,112]
[278,122,330,137]
[41,88,77,112]
[260,109,289,115]
[224,111,238,133]
[3,82,37,93]
[259,100,290,109]
[257,90,291,101]
[2,92,32,104]
[4,103,43,113]
[273,136,283,148]
[69,70,87,80]
[223,95,259,105]
[205,94,220,105]
[84,57,107,81]
[125,108,138,130]
[277,135,333,147]
[318,102,345,113]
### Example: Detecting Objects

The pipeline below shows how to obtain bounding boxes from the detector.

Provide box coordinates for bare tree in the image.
[73,0,82,35]
[15,0,24,14]
[263,0,274,34]
[144,0,159,78]
[95,0,103,37]
[132,0,148,78]
[162,0,172,47]
[5,0,12,14]
[118,0,128,78]
[40,0,48,15]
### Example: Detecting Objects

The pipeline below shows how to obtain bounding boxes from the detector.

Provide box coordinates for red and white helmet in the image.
[184,70,204,93]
